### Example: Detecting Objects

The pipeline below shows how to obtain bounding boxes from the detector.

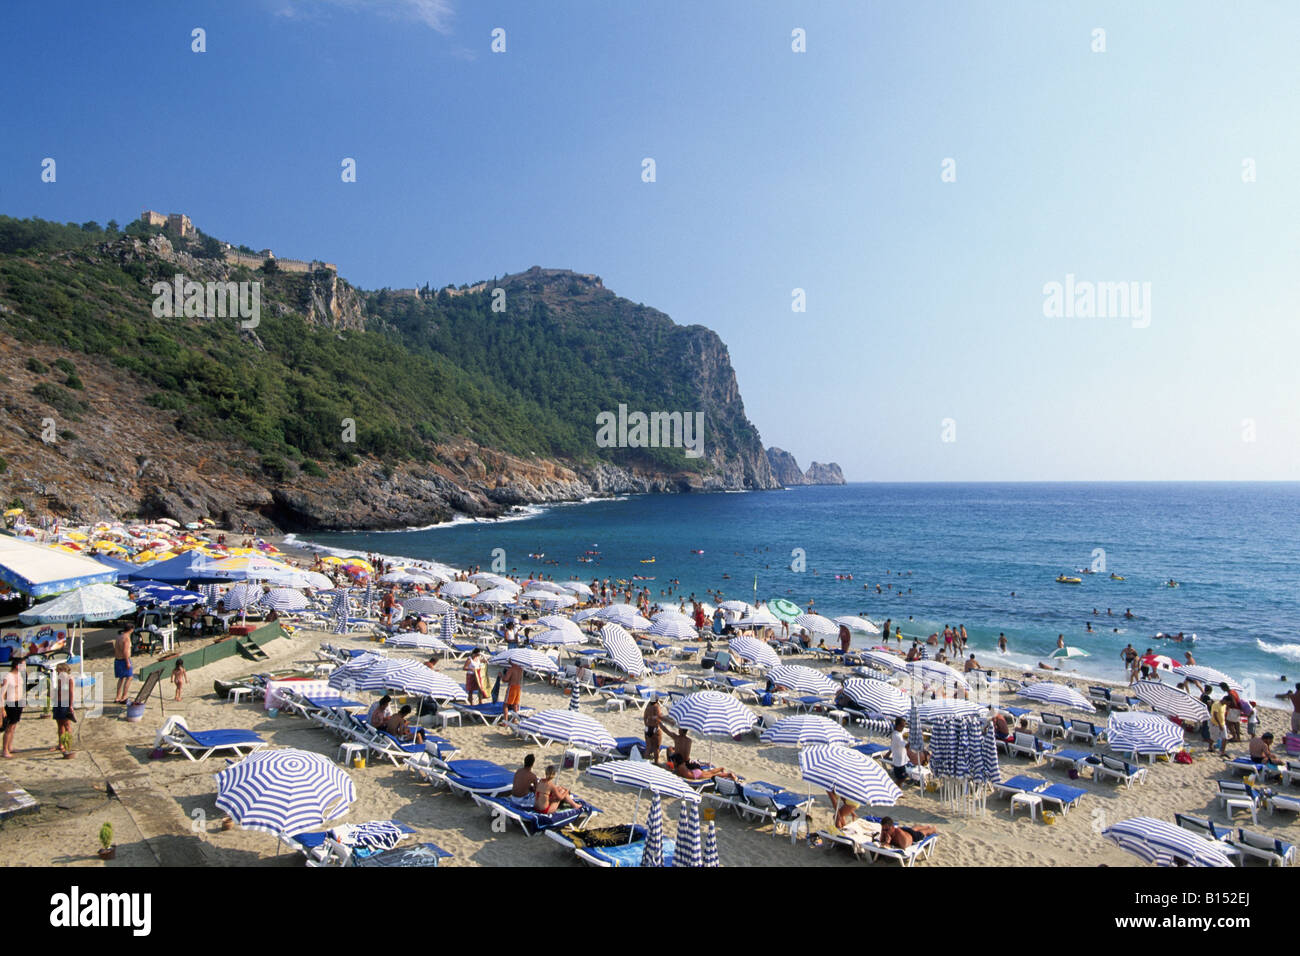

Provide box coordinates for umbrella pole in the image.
[630,792,641,844]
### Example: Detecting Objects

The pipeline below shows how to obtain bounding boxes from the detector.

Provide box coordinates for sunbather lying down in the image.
[668,752,738,782]
[878,816,937,850]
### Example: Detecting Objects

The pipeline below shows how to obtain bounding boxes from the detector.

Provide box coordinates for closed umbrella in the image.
[674,799,703,868]
[641,794,666,867]
[701,809,720,866]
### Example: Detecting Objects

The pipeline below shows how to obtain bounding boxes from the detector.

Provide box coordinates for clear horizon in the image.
[3,1,1298,482]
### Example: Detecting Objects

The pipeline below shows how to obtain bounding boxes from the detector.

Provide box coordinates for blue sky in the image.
[3,0,1298,481]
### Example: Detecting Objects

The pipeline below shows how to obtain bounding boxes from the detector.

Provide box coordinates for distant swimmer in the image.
[998,633,1008,653]
[1124,609,1134,619]
[1085,621,1092,632]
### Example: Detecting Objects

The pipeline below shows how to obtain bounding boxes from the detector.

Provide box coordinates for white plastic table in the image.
[1010,792,1043,822]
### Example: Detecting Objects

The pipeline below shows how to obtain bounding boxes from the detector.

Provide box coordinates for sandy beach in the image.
[2,591,1294,867]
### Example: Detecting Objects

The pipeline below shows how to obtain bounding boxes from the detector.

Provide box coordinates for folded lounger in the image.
[470,793,600,836]
[1095,755,1147,787]
[153,716,267,762]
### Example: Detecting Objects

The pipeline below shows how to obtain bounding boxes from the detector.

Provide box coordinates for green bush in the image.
[301,460,326,478]
[25,357,46,374]
[31,382,88,420]
[259,455,293,482]
[0,457,7,474]
[53,358,76,375]
[64,372,84,390]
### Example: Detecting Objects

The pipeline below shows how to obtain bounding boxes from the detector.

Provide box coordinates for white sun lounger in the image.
[153,716,268,762]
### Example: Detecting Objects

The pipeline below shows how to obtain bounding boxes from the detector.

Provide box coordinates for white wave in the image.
[281,534,460,580]
[1256,638,1300,663]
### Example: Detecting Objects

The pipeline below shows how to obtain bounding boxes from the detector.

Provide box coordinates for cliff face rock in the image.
[765,447,846,486]
[804,461,845,485]
[766,447,809,486]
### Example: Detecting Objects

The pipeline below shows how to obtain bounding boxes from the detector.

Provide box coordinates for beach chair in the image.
[352,842,453,867]
[470,793,600,836]
[1215,780,1260,824]
[735,781,813,837]
[1281,760,1300,788]
[1088,686,1113,711]
[1174,813,1236,844]
[1227,829,1296,867]
[432,759,516,797]
[452,701,512,725]
[1008,732,1054,763]
[851,742,890,761]
[1067,720,1103,746]
[992,774,1049,800]
[706,775,746,813]
[1038,713,1069,739]
[1037,783,1087,814]
[1261,787,1300,816]
[153,716,268,762]
[857,816,939,867]
[1094,755,1147,787]
[1047,749,1096,775]
[1228,757,1282,780]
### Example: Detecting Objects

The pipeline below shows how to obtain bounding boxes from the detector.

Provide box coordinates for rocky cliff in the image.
[0,226,788,531]
[765,447,846,486]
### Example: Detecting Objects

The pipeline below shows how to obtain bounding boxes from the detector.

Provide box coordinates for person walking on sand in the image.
[838,624,851,655]
[1,661,23,758]
[464,649,488,705]
[171,660,187,702]
[503,659,524,720]
[113,626,134,704]
[52,662,75,758]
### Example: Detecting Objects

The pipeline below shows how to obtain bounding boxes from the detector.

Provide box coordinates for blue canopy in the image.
[0,535,117,598]
[122,550,230,585]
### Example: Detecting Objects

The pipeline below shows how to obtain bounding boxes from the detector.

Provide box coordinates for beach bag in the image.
[1285,734,1300,756]
[1174,750,1194,765]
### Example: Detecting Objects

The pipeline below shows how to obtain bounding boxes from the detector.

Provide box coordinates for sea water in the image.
[296,482,1300,703]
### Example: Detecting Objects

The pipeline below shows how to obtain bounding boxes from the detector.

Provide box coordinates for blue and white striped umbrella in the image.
[857,650,907,674]
[668,691,758,737]
[440,609,456,644]
[841,678,910,718]
[326,652,384,691]
[535,593,578,610]
[793,613,838,635]
[260,588,307,613]
[904,660,970,690]
[648,617,699,640]
[598,604,653,630]
[363,582,374,617]
[333,820,405,852]
[674,798,703,868]
[569,682,581,712]
[536,617,584,641]
[347,658,430,693]
[587,759,702,803]
[761,715,855,747]
[213,749,356,836]
[384,633,453,653]
[1130,680,1209,723]
[641,794,665,867]
[490,648,559,674]
[386,664,467,701]
[768,664,840,697]
[440,581,479,599]
[202,583,220,607]
[1101,817,1235,868]
[909,700,920,746]
[531,627,584,647]
[474,587,520,606]
[917,698,983,721]
[702,815,719,867]
[729,635,780,669]
[404,596,453,616]
[600,623,646,678]
[133,581,204,609]
[518,710,616,750]
[221,582,264,611]
[1178,665,1242,692]
[798,744,902,807]
[1018,682,1096,713]
[1107,712,1187,755]
[331,589,349,634]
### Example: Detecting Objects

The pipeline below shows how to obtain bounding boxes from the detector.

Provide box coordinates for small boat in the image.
[640,558,655,564]
[1056,575,1083,584]
[690,549,704,555]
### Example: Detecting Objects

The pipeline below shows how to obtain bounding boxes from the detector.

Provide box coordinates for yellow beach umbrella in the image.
[3,507,23,517]
[320,556,344,566]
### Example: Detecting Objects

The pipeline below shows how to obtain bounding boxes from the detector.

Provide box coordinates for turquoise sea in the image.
[293,483,1300,704]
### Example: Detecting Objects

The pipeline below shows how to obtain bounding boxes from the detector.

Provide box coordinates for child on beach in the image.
[171,660,187,702]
